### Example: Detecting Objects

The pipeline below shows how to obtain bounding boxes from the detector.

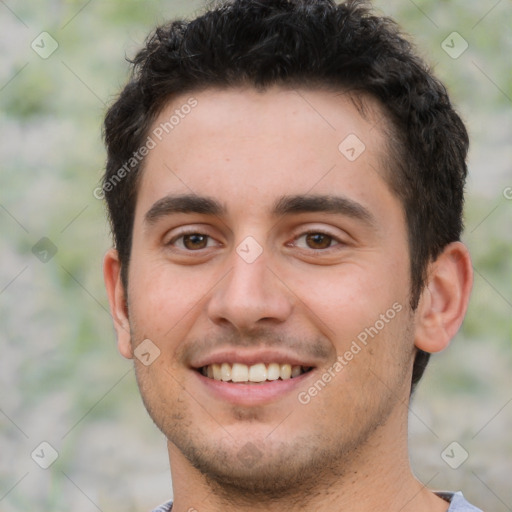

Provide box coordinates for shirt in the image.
[150,491,484,511]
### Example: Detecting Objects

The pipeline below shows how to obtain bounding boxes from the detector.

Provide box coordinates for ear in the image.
[414,241,473,353]
[103,248,133,359]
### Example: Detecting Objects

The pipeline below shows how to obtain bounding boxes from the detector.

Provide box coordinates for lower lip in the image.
[193,370,315,406]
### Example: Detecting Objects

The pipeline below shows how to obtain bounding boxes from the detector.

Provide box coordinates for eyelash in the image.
[166,229,344,252]
[167,230,219,250]
[292,230,343,250]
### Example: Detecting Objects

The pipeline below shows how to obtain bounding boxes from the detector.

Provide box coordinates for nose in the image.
[207,242,294,332]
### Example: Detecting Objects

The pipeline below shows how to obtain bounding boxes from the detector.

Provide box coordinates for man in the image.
[102,1,481,510]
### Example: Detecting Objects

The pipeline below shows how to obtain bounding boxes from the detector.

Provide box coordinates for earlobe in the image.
[414,242,473,354]
[103,248,133,359]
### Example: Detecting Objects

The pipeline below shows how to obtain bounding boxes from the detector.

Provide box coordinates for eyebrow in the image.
[272,194,376,227]
[145,194,226,225]
[144,193,376,228]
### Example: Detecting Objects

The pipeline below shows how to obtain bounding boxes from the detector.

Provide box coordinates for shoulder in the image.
[150,494,485,512]
[435,491,484,512]
[150,500,173,512]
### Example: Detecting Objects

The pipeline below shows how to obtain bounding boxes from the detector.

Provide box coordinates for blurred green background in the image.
[1,1,510,511]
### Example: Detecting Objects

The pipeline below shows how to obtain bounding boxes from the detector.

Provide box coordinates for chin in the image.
[169,429,352,502]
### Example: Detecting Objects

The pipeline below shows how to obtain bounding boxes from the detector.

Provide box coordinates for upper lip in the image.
[190,348,319,369]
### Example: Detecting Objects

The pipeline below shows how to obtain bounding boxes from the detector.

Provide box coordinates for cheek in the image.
[290,260,407,333]
[128,259,203,338]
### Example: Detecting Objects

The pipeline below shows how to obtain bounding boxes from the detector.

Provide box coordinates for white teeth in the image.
[231,363,249,382]
[202,362,310,382]
[280,363,291,380]
[248,363,267,382]
[267,363,280,381]
[220,363,231,381]
[291,365,302,378]
[212,363,222,380]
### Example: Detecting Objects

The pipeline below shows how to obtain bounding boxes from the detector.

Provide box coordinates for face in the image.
[119,87,418,495]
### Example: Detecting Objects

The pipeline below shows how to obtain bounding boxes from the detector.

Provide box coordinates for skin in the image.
[104,87,473,512]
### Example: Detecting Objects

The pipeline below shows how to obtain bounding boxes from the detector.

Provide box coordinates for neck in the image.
[166,409,449,512]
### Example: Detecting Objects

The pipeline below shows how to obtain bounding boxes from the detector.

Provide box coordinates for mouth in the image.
[197,362,314,384]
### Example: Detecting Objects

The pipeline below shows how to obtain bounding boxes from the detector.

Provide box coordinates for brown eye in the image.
[182,233,209,250]
[304,233,334,249]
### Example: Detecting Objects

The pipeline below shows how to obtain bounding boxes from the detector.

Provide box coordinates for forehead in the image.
[136,86,394,221]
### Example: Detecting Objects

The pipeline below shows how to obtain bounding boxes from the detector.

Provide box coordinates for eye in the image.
[168,232,217,251]
[293,231,341,250]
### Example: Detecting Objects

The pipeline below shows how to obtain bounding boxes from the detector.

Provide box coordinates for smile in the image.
[199,363,313,383]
